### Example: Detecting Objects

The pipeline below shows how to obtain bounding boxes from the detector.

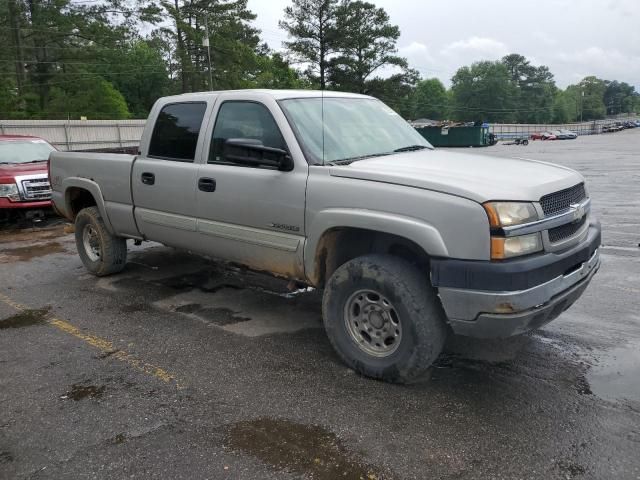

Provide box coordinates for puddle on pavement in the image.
[175,304,251,325]
[226,418,390,480]
[557,460,586,477]
[158,271,239,293]
[0,241,67,263]
[575,375,593,395]
[120,303,152,313]
[62,384,106,401]
[175,303,203,314]
[0,451,13,464]
[0,308,49,329]
[588,341,640,402]
[0,224,69,243]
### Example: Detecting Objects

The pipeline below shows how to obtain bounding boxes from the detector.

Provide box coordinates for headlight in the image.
[483,202,538,227]
[491,232,543,260]
[0,183,20,201]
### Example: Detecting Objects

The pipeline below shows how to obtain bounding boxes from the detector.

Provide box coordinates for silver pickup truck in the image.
[50,90,601,383]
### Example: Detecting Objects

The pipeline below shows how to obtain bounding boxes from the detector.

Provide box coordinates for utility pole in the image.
[203,13,213,91]
[8,0,25,97]
[580,91,584,123]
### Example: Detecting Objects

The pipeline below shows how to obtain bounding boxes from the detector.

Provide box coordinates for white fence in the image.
[0,119,145,151]
[1,115,637,150]
[490,116,638,139]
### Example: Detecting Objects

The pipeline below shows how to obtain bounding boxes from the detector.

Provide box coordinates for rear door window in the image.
[148,102,207,162]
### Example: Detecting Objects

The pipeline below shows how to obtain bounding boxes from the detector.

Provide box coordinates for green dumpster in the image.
[415,126,491,147]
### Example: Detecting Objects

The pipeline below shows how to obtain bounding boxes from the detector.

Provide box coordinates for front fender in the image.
[304,208,448,281]
[61,177,115,234]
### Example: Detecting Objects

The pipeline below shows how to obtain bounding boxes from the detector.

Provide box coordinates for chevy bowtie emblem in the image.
[570,203,585,222]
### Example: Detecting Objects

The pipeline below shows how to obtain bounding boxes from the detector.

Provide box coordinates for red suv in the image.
[0,135,56,223]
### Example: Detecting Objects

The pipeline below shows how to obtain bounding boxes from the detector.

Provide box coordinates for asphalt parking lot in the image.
[1,129,639,480]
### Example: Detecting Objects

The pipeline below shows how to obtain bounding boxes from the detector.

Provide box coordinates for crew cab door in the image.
[132,101,210,249]
[194,94,308,279]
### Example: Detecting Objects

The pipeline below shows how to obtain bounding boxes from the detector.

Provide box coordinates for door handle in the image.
[141,172,155,185]
[198,177,216,192]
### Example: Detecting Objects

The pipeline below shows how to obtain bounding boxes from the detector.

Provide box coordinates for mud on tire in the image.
[74,206,127,276]
[322,254,447,383]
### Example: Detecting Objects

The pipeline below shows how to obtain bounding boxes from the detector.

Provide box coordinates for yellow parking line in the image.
[0,292,182,388]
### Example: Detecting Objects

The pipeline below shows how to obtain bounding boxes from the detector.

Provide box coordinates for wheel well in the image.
[312,227,431,288]
[66,187,97,219]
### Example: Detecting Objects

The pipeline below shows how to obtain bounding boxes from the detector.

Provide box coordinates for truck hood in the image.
[0,161,48,183]
[329,150,584,203]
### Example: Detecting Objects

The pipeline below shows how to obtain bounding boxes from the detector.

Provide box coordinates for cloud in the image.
[398,41,435,65]
[551,47,640,85]
[440,36,509,59]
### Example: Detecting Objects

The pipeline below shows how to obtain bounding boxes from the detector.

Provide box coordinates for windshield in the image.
[0,140,55,164]
[279,97,432,165]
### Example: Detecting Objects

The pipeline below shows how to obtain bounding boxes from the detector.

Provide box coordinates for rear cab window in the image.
[148,102,207,162]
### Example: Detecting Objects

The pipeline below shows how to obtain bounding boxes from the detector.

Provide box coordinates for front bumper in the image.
[0,197,52,209]
[432,222,601,338]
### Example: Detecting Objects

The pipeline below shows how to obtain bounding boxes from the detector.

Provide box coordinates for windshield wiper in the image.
[22,159,48,163]
[327,152,392,166]
[393,145,429,153]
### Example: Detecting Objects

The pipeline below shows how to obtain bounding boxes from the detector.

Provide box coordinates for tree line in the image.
[1,0,638,122]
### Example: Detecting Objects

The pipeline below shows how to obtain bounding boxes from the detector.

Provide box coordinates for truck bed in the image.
[50,152,139,237]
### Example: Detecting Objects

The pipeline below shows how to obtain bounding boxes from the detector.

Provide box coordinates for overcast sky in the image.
[248,0,640,89]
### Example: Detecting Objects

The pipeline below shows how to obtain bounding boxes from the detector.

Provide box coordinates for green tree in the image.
[94,41,170,117]
[411,78,448,120]
[328,1,405,93]
[46,78,130,119]
[279,0,339,89]
[576,76,607,120]
[501,54,556,123]
[159,0,261,93]
[0,0,145,118]
[603,80,638,115]
[450,61,517,123]
[367,68,420,119]
[551,90,574,123]
[252,52,307,89]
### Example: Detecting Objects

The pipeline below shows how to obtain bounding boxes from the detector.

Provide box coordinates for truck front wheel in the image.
[322,254,447,383]
[74,206,127,276]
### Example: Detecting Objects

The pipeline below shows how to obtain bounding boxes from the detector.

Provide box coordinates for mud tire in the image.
[75,206,127,276]
[322,254,447,383]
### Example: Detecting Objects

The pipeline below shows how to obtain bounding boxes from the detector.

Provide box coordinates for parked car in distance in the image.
[0,135,55,223]
[531,131,557,141]
[50,90,601,383]
[554,129,578,140]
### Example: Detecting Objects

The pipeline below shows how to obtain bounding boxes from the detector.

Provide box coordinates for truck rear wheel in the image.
[75,206,127,276]
[322,254,447,383]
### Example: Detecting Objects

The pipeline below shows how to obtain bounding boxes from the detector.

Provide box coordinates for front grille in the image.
[548,216,587,243]
[540,183,586,217]
[21,178,52,200]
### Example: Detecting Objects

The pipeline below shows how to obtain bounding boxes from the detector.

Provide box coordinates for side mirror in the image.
[223,138,294,171]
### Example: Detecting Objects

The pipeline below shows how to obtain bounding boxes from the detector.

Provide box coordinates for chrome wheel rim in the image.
[344,289,402,357]
[82,224,101,262]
